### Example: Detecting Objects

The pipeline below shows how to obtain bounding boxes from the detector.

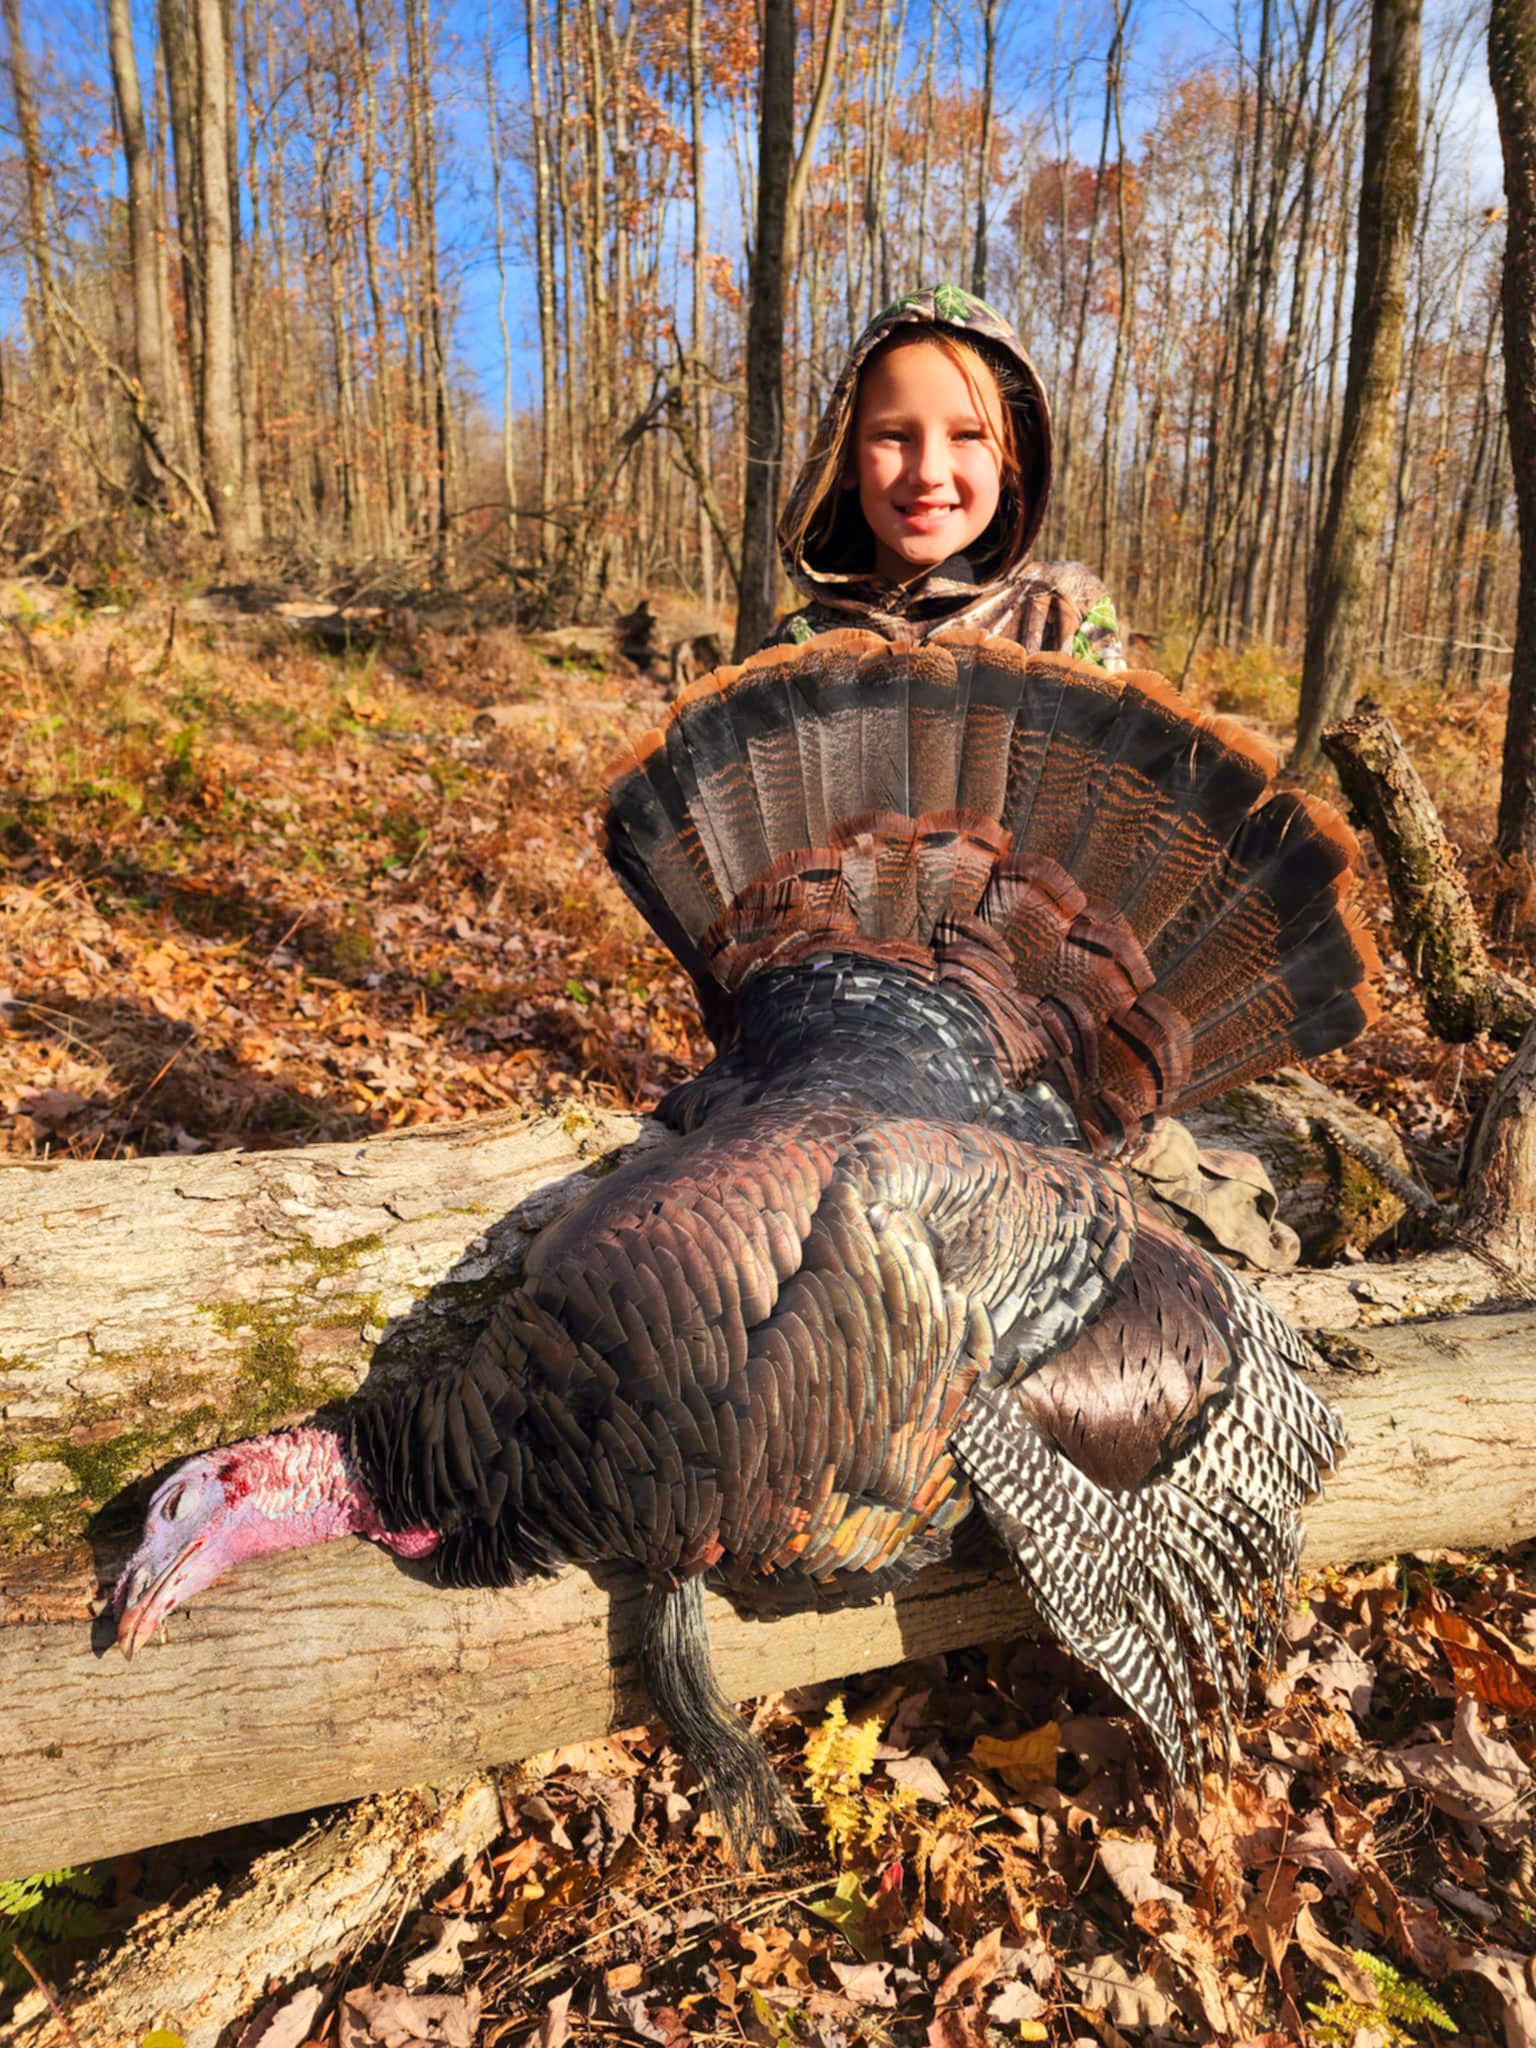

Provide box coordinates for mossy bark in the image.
[1322,706,1536,1045]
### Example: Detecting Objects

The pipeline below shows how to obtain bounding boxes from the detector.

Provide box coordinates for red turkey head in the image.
[113,1428,386,1656]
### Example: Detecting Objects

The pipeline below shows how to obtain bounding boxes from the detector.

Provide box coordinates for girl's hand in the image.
[1016,582,1083,655]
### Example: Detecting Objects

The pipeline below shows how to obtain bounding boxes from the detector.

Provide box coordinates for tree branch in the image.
[1322,702,1536,1044]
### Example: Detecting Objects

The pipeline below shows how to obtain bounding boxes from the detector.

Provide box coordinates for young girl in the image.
[766,285,1125,668]
[764,289,1303,1272]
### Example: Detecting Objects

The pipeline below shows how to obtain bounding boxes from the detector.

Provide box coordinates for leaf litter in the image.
[3,600,1535,2040]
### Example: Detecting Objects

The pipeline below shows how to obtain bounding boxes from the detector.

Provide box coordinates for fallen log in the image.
[2,1781,503,2048]
[2,1298,1535,1885]
[3,1104,1535,1881]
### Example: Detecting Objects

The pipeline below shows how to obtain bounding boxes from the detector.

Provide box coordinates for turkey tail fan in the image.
[603,631,1379,1140]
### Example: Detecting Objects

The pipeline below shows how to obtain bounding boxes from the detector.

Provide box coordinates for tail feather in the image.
[604,632,1378,1146]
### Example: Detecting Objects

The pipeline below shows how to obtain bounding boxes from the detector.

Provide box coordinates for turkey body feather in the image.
[115,632,1375,1859]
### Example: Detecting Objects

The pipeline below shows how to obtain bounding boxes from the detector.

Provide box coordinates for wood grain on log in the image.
[3,1108,1533,1881]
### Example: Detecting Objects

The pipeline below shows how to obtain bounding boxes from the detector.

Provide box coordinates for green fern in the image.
[0,1865,104,1991]
[1308,1949,1455,2046]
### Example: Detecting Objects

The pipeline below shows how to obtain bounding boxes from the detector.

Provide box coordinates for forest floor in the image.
[2,586,1535,2046]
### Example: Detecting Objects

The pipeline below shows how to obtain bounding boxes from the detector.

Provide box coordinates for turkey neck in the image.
[659,952,1074,1140]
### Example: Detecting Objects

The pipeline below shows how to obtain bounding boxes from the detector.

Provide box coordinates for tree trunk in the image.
[3,0,57,394]
[1322,704,1536,1043]
[193,0,248,563]
[969,0,999,300]
[529,0,557,569]
[106,0,181,499]
[1293,0,1422,769]
[732,0,795,658]
[732,0,845,657]
[1490,0,1536,916]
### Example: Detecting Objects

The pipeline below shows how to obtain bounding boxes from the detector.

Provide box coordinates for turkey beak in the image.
[114,1538,207,1659]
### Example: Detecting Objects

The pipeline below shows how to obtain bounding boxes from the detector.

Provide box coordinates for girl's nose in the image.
[908,433,949,486]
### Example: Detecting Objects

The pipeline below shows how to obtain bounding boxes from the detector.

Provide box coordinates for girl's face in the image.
[850,342,1005,584]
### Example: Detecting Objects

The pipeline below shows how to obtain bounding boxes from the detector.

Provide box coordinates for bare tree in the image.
[733,0,847,657]
[1293,0,1422,770]
[194,0,250,561]
[1490,0,1536,927]
[4,0,56,392]
[105,0,182,498]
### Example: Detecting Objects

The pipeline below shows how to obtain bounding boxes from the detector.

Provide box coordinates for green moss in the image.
[0,1268,383,1555]
[1331,1152,1407,1249]
[282,1230,385,1277]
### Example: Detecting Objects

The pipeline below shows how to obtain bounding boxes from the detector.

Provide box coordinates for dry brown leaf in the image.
[402,1915,482,1990]
[1366,1696,1533,1849]
[970,1720,1060,1792]
[1095,1834,1180,1909]
[234,1986,326,2048]
[829,1959,898,2007]
[1060,1952,1174,2030]
[884,1753,950,1803]
[1451,1945,1536,2048]
[735,1922,816,1990]
[530,1986,573,2048]
[1416,1606,1536,1717]
[339,1985,482,2048]
[934,1925,1008,2005]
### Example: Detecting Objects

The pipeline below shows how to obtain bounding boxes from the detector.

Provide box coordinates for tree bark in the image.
[969,0,999,299]
[1322,704,1536,1044]
[3,0,57,394]
[4,1102,1536,1881]
[731,0,795,660]
[1490,0,1536,915]
[732,0,845,658]
[193,0,249,563]
[529,0,557,570]
[1,1782,502,2048]
[1293,0,1422,769]
[106,0,179,500]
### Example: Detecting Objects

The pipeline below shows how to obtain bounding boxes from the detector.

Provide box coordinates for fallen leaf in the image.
[1366,1696,1533,1849]
[935,1927,1008,2005]
[1452,1946,1536,2048]
[403,1915,482,1989]
[1060,1952,1173,2030]
[735,1921,816,1990]
[885,1753,950,1803]
[805,1870,882,1962]
[924,2008,988,2048]
[532,1986,573,2048]
[988,1979,1047,2024]
[1096,1834,1181,1909]
[235,1994,325,2048]
[1417,1607,1536,1717]
[829,1959,898,2007]
[339,1984,482,2048]
[970,1721,1060,1792]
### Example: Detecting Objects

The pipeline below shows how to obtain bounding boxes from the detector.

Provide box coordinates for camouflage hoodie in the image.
[766,284,1125,667]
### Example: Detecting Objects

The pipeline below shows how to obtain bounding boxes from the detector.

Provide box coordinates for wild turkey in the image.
[114,630,1378,1858]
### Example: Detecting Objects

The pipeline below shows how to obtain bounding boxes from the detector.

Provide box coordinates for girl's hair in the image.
[781,324,1035,579]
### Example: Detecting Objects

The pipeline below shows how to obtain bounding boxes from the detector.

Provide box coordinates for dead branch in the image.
[1322,703,1536,1044]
